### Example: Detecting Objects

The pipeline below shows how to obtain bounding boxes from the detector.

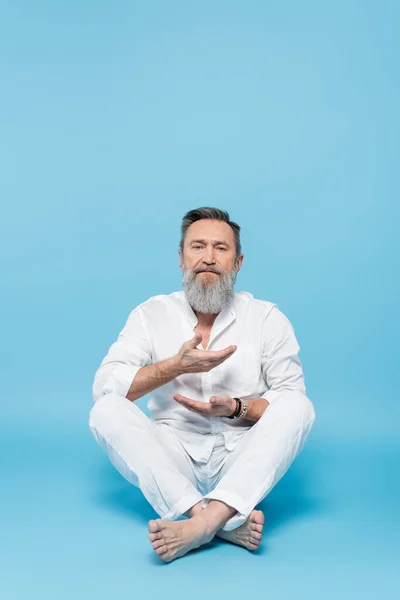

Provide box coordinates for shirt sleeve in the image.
[260,306,307,404]
[92,306,153,402]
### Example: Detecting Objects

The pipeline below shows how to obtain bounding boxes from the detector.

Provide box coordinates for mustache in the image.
[194,267,221,274]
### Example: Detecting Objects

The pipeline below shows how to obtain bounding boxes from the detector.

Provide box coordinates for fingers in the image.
[207,345,237,361]
[187,332,202,348]
[209,396,224,405]
[175,393,231,416]
[182,403,210,415]
[222,345,237,354]
[209,395,233,414]
[174,394,212,415]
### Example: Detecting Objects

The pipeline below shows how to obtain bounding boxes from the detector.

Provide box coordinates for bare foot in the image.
[216,509,264,550]
[148,514,214,563]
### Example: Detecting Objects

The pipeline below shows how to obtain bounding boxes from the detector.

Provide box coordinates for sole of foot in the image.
[216,509,264,550]
[148,516,213,563]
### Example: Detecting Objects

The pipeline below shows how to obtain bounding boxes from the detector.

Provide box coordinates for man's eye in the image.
[218,247,227,251]
[193,245,202,249]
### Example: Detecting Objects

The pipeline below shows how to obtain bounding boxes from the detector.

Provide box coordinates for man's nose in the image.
[203,251,216,264]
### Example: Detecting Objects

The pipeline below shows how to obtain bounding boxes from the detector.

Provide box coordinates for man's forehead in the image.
[185,220,234,244]
[188,237,231,246]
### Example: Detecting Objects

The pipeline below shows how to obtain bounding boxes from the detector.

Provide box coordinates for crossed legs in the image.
[89,391,315,563]
[147,391,315,561]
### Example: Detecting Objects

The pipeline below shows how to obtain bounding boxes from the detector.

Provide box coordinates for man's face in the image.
[179,219,244,314]
[179,219,243,276]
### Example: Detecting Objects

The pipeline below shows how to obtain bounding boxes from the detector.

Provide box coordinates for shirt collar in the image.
[178,290,236,343]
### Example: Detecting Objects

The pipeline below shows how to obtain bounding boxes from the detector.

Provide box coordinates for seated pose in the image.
[89,206,316,563]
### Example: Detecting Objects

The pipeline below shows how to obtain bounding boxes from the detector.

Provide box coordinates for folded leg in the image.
[89,393,203,520]
[202,391,316,531]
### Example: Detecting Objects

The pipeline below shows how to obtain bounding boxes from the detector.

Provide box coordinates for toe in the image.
[152,539,166,550]
[251,531,262,541]
[155,545,167,556]
[148,519,161,533]
[253,523,263,533]
[249,541,260,551]
[148,532,162,542]
[254,510,265,525]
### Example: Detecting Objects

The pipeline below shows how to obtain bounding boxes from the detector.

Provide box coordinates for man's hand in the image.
[174,333,237,375]
[173,393,237,418]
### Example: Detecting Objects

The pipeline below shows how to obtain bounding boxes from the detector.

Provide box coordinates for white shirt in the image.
[92,290,307,463]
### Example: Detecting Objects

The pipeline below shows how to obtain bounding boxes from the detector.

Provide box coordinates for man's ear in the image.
[178,248,183,270]
[236,253,244,272]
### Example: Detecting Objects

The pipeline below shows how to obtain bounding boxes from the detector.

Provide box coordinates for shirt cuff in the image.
[261,389,287,405]
[102,364,143,399]
[261,388,307,405]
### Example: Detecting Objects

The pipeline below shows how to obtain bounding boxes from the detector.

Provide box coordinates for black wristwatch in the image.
[228,397,242,419]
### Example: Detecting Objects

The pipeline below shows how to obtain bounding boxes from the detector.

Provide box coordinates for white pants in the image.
[88,391,315,531]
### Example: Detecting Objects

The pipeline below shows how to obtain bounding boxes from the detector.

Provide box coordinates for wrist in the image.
[172,355,186,377]
[243,398,269,422]
[162,356,184,378]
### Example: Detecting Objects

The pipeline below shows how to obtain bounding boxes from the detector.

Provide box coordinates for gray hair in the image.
[179,207,242,260]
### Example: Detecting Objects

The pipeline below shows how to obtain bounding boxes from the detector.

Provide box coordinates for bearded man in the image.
[89,206,316,563]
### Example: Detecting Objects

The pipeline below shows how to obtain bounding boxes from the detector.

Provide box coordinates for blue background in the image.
[1,1,399,598]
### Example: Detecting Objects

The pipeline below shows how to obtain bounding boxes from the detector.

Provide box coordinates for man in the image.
[89,206,316,563]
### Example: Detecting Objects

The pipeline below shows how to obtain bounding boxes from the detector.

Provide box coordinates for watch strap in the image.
[228,397,242,419]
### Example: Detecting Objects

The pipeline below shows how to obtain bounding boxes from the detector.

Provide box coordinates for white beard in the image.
[181,262,238,314]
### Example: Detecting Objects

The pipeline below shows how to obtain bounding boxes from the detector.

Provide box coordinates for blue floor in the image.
[2,390,399,599]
